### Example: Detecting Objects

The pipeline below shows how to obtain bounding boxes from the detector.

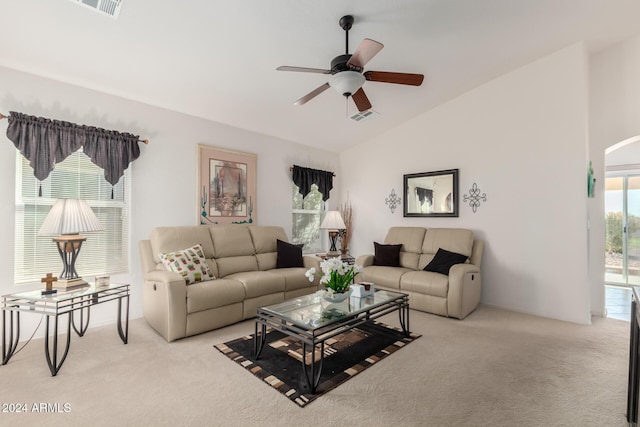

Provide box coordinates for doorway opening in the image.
[604,135,640,321]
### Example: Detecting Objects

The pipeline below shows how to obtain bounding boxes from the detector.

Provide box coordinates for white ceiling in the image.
[1,0,640,152]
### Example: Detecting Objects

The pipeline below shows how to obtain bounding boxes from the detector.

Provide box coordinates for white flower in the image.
[305,267,316,282]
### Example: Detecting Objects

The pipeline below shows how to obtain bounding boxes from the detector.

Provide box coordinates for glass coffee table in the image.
[254,289,409,393]
[2,283,130,376]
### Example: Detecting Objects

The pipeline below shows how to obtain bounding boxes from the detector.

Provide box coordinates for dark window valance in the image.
[6,111,141,191]
[292,165,334,201]
[416,187,433,206]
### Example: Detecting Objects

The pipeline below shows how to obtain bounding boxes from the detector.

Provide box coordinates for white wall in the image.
[340,44,591,324]
[589,35,640,316]
[0,65,339,339]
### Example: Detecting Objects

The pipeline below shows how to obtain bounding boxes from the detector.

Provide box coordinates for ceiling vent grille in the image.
[349,109,379,122]
[68,0,123,18]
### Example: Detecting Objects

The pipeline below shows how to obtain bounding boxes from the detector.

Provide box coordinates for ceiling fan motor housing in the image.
[331,54,354,74]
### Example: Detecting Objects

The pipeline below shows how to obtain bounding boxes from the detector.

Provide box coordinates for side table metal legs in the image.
[71,302,90,337]
[2,309,20,365]
[117,294,129,344]
[44,314,72,376]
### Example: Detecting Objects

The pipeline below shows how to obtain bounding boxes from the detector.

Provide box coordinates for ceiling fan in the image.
[277,15,424,112]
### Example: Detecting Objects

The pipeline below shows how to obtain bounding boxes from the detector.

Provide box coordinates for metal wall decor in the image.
[463,183,487,213]
[385,189,401,213]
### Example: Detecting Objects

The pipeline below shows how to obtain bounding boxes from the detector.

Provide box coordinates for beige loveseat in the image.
[139,225,320,342]
[356,227,483,319]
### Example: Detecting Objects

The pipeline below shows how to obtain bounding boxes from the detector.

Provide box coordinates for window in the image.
[292,183,324,253]
[15,149,130,284]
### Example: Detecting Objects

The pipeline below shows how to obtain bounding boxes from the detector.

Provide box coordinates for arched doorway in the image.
[605,135,640,320]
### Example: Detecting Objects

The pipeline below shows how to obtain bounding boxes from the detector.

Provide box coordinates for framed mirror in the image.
[403,169,459,217]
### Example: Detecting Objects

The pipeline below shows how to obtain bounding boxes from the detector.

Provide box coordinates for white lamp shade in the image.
[320,211,346,230]
[330,71,366,96]
[39,199,103,235]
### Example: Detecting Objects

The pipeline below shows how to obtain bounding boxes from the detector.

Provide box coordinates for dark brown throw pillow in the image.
[276,239,304,268]
[373,242,402,267]
[424,248,468,275]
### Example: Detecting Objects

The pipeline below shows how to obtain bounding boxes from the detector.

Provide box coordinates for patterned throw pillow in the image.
[159,244,216,285]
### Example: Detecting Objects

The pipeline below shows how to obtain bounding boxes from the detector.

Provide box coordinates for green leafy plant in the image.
[306,257,363,294]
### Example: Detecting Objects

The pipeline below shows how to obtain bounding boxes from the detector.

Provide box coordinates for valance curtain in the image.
[416,187,433,206]
[6,111,141,196]
[292,165,334,201]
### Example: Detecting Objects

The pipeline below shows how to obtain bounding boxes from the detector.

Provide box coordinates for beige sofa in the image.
[356,227,483,319]
[139,225,320,342]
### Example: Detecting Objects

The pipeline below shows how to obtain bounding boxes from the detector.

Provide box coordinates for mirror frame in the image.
[403,169,459,217]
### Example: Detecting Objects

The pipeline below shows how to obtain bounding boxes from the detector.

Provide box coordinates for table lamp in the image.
[320,211,346,258]
[38,199,103,289]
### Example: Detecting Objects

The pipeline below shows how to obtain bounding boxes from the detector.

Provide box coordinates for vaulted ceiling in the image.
[2,0,640,152]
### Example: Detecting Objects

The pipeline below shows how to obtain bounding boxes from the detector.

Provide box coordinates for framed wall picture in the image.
[197,144,256,225]
[403,169,459,217]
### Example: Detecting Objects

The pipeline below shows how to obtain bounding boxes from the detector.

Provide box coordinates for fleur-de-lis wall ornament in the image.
[385,189,401,214]
[463,183,487,213]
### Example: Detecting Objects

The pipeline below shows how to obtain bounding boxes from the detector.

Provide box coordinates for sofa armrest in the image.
[356,254,374,267]
[142,269,188,342]
[303,255,322,270]
[447,263,481,319]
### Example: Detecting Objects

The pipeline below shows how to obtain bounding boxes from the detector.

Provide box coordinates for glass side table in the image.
[1,283,130,376]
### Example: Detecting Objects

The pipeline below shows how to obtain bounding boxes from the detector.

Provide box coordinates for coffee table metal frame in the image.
[254,290,409,393]
[2,283,130,376]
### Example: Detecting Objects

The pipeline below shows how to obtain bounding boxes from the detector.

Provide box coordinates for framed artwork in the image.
[403,169,459,217]
[197,144,256,225]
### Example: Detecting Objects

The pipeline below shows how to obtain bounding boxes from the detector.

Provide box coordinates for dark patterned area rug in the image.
[214,321,420,407]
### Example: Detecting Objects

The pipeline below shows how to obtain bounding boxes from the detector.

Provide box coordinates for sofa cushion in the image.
[209,225,255,258]
[276,239,304,268]
[384,227,426,254]
[249,226,289,254]
[400,270,449,298]
[150,226,215,264]
[159,244,216,285]
[269,268,314,292]
[374,242,402,267]
[358,266,411,290]
[424,248,468,275]
[226,271,286,298]
[186,278,245,314]
[422,228,474,257]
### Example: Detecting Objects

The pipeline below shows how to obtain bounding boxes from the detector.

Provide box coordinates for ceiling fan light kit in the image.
[330,71,365,97]
[277,14,424,113]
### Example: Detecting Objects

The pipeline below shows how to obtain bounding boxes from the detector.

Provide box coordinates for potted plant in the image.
[306,257,363,301]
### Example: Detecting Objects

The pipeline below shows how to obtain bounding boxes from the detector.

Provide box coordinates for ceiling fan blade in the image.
[364,71,424,86]
[347,38,384,69]
[351,88,372,112]
[293,82,331,106]
[277,66,331,74]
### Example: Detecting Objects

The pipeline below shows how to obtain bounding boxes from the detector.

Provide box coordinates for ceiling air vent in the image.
[68,0,123,18]
[349,109,379,122]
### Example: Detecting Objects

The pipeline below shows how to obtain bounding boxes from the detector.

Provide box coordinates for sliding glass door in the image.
[606,174,640,285]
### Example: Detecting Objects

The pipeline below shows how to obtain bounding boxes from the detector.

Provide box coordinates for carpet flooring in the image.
[215,321,420,407]
[0,305,631,426]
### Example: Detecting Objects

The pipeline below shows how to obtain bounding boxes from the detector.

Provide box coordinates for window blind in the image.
[14,149,129,284]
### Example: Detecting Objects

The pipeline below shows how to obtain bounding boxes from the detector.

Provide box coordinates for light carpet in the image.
[0,305,630,426]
